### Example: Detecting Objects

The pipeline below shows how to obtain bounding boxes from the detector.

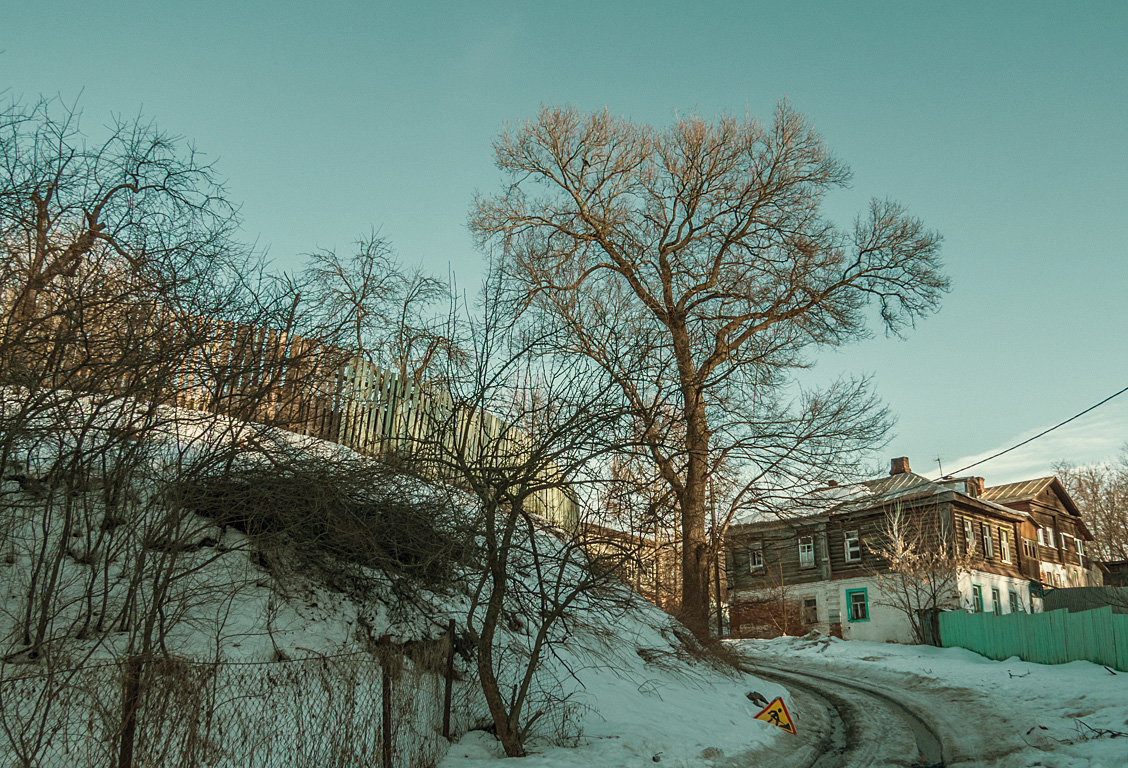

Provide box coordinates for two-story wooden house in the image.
[725,457,1101,642]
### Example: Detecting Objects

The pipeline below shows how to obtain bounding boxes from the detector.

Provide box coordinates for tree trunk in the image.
[474,506,527,758]
[475,593,526,757]
[680,391,711,639]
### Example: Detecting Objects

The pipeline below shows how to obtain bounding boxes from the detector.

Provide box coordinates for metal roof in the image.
[980,476,1082,518]
[980,476,1056,503]
[734,470,1032,529]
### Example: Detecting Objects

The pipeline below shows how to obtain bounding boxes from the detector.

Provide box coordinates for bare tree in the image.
[1055,447,1128,562]
[411,272,638,758]
[0,96,352,766]
[729,556,802,639]
[599,435,682,613]
[300,234,466,387]
[471,104,948,638]
[867,504,970,645]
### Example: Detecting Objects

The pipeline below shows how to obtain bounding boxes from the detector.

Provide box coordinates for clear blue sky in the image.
[4,1,1125,482]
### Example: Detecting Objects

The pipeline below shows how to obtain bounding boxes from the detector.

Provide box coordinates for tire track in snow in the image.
[751,665,946,768]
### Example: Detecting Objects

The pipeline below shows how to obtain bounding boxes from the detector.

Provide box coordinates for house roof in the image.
[734,470,1028,531]
[980,476,1082,518]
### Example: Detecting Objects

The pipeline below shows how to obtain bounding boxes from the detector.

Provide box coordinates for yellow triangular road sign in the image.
[754,696,797,735]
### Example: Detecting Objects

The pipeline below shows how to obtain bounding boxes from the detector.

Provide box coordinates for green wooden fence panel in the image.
[939,606,1128,671]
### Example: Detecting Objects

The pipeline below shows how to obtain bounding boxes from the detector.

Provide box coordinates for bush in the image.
[174,453,470,599]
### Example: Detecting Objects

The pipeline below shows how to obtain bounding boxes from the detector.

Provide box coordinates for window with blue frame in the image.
[971,584,984,612]
[846,588,869,622]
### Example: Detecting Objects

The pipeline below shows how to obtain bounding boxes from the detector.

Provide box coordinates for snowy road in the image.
[752,664,944,767]
[740,637,1128,768]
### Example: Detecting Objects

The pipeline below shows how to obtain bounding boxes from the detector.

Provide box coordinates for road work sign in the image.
[754,696,797,735]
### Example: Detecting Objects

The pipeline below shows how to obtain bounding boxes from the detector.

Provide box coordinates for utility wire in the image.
[942,383,1128,478]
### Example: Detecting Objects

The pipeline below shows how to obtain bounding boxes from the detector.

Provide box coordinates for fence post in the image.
[443,619,455,740]
[117,655,144,768]
[380,639,394,768]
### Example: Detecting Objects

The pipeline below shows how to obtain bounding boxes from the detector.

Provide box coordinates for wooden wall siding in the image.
[952,506,1026,580]
[1,292,579,529]
[728,523,833,591]
[730,502,962,592]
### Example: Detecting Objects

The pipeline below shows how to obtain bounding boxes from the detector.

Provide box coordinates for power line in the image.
[942,383,1128,478]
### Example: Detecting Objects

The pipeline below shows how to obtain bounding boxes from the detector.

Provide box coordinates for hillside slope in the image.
[0,391,785,767]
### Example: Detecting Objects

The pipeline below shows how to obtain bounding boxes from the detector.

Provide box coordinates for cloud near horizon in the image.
[944,397,1128,484]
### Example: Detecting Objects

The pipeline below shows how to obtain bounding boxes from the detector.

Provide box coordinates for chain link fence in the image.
[0,633,478,768]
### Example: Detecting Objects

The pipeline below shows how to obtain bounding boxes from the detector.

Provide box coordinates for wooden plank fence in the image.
[938,606,1128,671]
[1,288,579,529]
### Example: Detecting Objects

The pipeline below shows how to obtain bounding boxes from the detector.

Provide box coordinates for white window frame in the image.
[1037,527,1046,546]
[982,523,994,558]
[999,528,1011,563]
[1049,527,1057,548]
[748,545,764,571]
[798,536,815,568]
[1075,538,1085,566]
[844,530,861,563]
[847,589,869,622]
[964,519,976,553]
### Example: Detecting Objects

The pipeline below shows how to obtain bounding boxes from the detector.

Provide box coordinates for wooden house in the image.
[725,457,1102,642]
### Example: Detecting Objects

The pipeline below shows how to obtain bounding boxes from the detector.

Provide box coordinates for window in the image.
[1022,538,1037,559]
[964,519,976,554]
[1076,538,1085,565]
[1037,527,1046,546]
[844,530,861,563]
[999,529,1011,563]
[1008,589,1020,613]
[748,545,764,571]
[846,588,869,622]
[991,587,1002,615]
[1049,527,1057,548]
[971,584,984,613]
[982,523,994,558]
[798,536,815,568]
[802,597,818,625]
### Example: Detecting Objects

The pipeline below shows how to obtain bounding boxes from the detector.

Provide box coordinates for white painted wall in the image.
[732,568,1044,644]
[957,570,1038,614]
[732,575,921,643]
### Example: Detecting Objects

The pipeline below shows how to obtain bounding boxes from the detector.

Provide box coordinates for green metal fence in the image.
[938,606,1128,671]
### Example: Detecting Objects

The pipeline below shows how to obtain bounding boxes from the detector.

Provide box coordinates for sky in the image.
[3,1,1125,484]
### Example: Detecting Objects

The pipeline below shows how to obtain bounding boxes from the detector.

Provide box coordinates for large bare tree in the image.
[472,103,948,638]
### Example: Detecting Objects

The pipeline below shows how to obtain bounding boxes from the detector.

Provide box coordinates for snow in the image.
[739,635,1128,768]
[1,389,788,767]
[10,388,1123,768]
[440,619,788,768]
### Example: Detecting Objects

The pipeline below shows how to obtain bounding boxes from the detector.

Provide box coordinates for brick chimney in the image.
[967,477,985,497]
[889,457,911,476]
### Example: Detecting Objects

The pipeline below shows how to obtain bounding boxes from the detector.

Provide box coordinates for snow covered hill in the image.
[0,390,786,767]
